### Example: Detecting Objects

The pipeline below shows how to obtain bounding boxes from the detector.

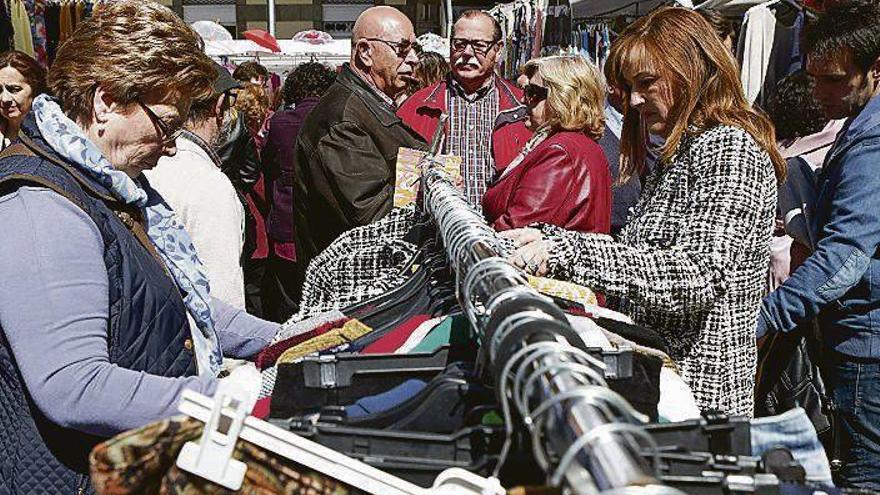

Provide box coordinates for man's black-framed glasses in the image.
[524,83,549,103]
[138,100,183,145]
[362,37,421,58]
[451,37,500,56]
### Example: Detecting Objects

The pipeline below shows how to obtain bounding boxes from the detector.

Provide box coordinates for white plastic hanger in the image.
[176,388,505,495]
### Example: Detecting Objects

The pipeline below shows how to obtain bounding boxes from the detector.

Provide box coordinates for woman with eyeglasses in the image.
[503,7,786,417]
[0,3,280,492]
[482,55,612,234]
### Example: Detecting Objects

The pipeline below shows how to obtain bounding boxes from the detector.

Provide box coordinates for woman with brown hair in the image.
[482,55,611,233]
[0,50,46,148]
[0,2,278,492]
[504,6,785,416]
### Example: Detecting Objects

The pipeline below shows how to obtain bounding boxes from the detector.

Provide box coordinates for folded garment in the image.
[395,316,447,354]
[363,314,431,354]
[345,379,428,418]
[276,319,373,364]
[276,309,346,343]
[410,315,473,354]
[255,316,349,369]
[751,407,833,483]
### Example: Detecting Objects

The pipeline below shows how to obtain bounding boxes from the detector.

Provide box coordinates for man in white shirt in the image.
[145,63,248,309]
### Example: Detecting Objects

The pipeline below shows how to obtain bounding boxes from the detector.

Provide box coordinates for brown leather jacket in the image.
[293,64,426,277]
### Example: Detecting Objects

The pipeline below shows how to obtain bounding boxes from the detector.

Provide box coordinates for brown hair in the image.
[413,51,449,92]
[48,0,215,126]
[607,7,785,183]
[233,61,269,83]
[234,83,270,138]
[0,51,47,97]
[523,55,605,140]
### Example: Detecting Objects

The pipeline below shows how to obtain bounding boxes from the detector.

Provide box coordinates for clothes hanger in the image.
[176,387,506,495]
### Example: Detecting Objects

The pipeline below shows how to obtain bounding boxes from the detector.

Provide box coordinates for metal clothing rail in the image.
[420,162,679,495]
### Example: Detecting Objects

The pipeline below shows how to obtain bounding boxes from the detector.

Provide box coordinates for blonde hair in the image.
[522,55,606,140]
[607,7,785,183]
[48,0,215,126]
[234,83,270,137]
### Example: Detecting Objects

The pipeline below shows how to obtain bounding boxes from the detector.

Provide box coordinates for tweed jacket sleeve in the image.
[545,127,775,317]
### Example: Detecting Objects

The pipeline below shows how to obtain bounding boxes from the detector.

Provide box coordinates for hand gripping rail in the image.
[421,164,682,495]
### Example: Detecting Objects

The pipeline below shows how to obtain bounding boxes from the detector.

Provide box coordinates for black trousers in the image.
[261,255,301,323]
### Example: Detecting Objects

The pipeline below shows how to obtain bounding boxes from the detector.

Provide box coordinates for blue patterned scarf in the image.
[32,95,223,377]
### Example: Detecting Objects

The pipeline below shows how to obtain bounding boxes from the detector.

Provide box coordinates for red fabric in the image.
[362,315,432,354]
[483,132,612,234]
[247,177,270,260]
[252,397,272,419]
[254,317,350,369]
[397,78,532,171]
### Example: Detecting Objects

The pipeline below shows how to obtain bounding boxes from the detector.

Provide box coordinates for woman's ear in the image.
[91,86,119,125]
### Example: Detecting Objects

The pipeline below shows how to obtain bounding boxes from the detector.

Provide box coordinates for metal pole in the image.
[445,0,453,38]
[268,0,276,37]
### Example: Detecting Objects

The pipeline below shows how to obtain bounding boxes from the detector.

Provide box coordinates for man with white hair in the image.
[398,9,531,210]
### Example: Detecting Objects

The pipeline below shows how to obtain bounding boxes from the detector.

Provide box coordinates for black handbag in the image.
[754,319,848,475]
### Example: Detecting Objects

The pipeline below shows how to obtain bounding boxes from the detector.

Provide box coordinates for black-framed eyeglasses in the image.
[523,83,549,103]
[361,37,421,58]
[138,100,183,145]
[451,37,500,56]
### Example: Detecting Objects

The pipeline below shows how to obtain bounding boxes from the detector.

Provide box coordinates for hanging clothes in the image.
[59,1,73,44]
[29,0,48,67]
[737,1,805,107]
[44,2,60,61]
[10,0,34,56]
[74,0,84,28]
[0,0,14,52]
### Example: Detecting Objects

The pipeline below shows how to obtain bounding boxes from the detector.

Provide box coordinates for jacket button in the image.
[184,339,194,352]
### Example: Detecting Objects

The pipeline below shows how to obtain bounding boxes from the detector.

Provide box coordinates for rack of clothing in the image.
[488,0,547,80]
[566,19,615,70]
[736,0,810,107]
[0,0,98,67]
[89,119,840,494]
[420,161,662,492]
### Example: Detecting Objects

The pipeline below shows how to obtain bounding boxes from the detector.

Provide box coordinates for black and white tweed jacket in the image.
[544,125,777,416]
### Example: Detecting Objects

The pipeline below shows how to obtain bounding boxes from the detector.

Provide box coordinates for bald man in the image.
[292,6,427,294]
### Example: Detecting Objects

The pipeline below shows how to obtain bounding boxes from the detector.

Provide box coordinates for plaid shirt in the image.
[445,76,500,209]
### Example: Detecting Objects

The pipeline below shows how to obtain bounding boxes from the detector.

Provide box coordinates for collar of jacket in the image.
[826,92,880,164]
[419,74,525,114]
[179,130,222,167]
[337,63,403,128]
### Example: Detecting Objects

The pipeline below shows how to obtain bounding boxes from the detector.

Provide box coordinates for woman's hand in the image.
[499,228,552,276]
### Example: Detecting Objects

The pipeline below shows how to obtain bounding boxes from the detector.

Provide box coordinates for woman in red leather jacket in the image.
[482,55,612,234]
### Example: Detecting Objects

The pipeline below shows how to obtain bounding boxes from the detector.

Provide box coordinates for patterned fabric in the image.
[290,206,418,322]
[446,76,500,209]
[89,415,348,495]
[27,0,48,67]
[32,95,223,376]
[527,275,597,307]
[543,126,777,416]
[276,319,372,364]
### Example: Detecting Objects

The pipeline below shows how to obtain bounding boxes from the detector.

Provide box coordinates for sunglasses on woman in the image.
[524,83,549,103]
